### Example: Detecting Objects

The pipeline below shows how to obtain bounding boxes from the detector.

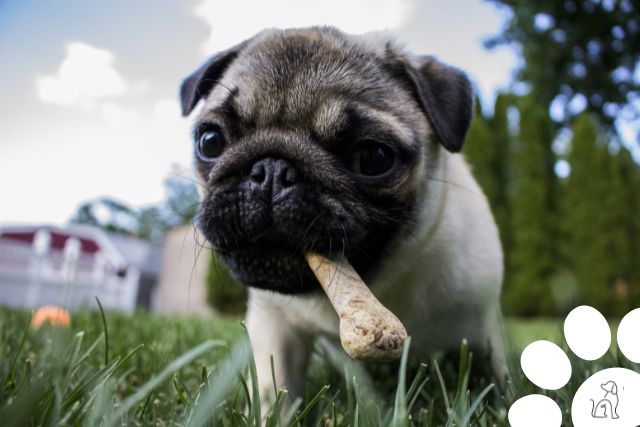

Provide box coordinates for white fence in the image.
[0,237,139,312]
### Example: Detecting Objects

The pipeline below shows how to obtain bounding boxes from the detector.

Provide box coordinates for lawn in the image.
[0,307,636,426]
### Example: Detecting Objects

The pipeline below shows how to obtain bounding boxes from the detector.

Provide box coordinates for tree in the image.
[465,94,513,275]
[619,149,640,308]
[137,206,169,243]
[564,115,612,309]
[465,101,495,192]
[485,0,640,131]
[70,198,139,236]
[487,94,513,258]
[605,147,636,315]
[69,172,200,243]
[163,173,200,228]
[603,146,640,313]
[561,114,638,315]
[505,98,557,316]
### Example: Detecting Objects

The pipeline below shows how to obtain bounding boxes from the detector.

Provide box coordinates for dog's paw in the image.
[508,306,640,427]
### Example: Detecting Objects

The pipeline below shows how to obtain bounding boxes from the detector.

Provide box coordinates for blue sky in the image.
[0,0,521,225]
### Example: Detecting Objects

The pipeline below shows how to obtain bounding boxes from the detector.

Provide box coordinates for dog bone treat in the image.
[305,252,407,361]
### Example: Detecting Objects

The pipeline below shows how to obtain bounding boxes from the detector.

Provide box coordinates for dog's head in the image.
[180,27,473,293]
[601,381,618,395]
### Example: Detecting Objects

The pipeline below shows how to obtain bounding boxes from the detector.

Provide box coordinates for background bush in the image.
[206,251,247,315]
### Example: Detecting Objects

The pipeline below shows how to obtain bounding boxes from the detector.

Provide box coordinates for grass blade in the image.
[187,339,251,427]
[391,337,412,427]
[94,297,109,366]
[0,377,48,426]
[433,362,451,412]
[105,339,224,427]
[289,385,329,426]
[270,354,278,396]
[462,384,494,426]
[236,324,262,426]
[1,313,31,395]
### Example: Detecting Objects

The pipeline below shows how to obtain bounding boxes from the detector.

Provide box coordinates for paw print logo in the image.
[508,306,640,427]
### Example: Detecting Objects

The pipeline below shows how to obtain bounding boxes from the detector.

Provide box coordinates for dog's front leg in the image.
[480,305,509,389]
[246,296,312,412]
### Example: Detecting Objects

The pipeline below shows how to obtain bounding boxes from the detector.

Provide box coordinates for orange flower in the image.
[31,305,71,329]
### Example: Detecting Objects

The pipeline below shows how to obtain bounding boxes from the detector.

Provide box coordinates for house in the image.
[0,225,161,312]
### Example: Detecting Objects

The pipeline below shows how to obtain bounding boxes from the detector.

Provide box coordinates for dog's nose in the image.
[248,158,300,201]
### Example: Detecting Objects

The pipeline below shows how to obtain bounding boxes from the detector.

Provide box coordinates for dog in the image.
[179,26,506,403]
[591,381,620,419]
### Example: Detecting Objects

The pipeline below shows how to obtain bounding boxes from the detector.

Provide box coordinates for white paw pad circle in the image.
[617,308,640,363]
[564,305,611,360]
[520,340,571,390]
[508,394,562,427]
[571,368,640,427]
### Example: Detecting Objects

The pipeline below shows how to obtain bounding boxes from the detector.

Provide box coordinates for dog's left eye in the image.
[351,141,395,176]
[198,129,226,160]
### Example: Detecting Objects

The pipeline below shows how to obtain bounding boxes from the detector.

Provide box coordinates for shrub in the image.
[205,251,247,315]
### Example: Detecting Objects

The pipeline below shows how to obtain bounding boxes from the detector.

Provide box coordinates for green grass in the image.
[504,318,563,355]
[0,307,638,426]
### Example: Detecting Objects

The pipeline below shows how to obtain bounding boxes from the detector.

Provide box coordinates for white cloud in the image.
[191,0,518,115]
[0,96,193,226]
[101,102,141,127]
[0,0,527,227]
[392,0,519,114]
[36,42,128,107]
[153,98,182,122]
[195,0,413,54]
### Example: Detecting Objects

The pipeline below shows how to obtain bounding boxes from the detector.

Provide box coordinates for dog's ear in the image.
[398,55,473,152]
[179,42,248,116]
[601,381,617,393]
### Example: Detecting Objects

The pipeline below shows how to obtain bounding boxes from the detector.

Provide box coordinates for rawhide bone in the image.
[305,252,407,361]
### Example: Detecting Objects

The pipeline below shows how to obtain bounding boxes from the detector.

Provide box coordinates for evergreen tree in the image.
[505,98,557,316]
[616,149,640,309]
[465,94,512,269]
[485,0,640,131]
[563,115,605,309]
[487,94,513,268]
[602,147,633,315]
[465,101,495,196]
[561,114,636,315]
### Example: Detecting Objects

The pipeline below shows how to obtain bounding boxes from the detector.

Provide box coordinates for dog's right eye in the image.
[351,141,396,176]
[197,129,226,160]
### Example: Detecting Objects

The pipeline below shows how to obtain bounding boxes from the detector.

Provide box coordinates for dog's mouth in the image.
[201,204,398,294]
[246,226,296,247]
[213,226,339,294]
[219,246,316,292]
[207,218,398,294]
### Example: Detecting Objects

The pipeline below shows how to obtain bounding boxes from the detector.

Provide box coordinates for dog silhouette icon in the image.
[590,380,620,419]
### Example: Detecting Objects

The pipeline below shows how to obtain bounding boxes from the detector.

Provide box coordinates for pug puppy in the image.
[180,26,506,402]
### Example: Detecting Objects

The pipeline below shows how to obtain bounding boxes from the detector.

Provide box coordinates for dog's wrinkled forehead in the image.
[202,28,419,136]
[183,26,474,153]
